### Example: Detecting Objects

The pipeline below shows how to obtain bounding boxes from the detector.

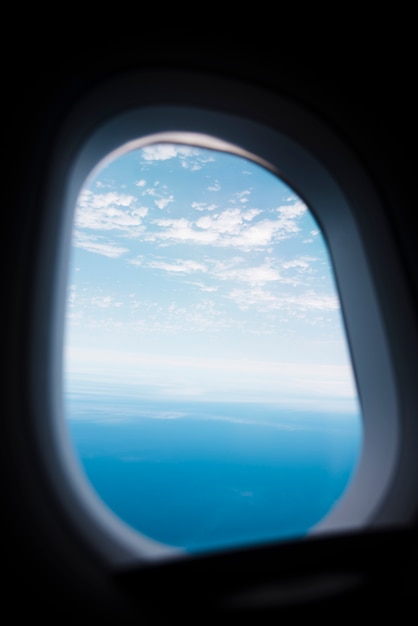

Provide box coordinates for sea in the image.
[65,389,362,555]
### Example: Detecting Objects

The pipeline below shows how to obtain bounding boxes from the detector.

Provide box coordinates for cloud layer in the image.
[65,143,355,406]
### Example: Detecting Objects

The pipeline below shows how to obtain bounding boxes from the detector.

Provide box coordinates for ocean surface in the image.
[65,391,362,554]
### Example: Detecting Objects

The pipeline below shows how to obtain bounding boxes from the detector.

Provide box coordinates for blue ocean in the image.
[65,390,362,554]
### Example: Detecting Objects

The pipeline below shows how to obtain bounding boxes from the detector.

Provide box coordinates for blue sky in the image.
[64,142,359,412]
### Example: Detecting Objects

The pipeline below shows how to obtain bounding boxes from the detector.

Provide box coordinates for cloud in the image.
[147,259,207,274]
[141,144,198,161]
[192,202,218,212]
[67,284,76,306]
[228,287,278,310]
[141,187,156,196]
[75,190,148,231]
[129,256,144,267]
[230,189,251,204]
[225,218,291,249]
[73,231,129,258]
[277,201,307,219]
[211,259,282,286]
[282,259,310,270]
[91,295,122,308]
[139,410,188,420]
[281,258,318,278]
[138,144,215,171]
[154,195,174,210]
[196,208,258,235]
[228,287,339,312]
[292,292,339,311]
[303,229,320,244]
[149,217,219,245]
[146,205,305,251]
[65,346,358,405]
[66,310,83,322]
[181,161,202,171]
[187,281,218,293]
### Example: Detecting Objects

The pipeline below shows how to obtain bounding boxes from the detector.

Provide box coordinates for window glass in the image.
[64,142,362,554]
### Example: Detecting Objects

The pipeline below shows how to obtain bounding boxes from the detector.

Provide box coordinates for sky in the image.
[64,142,360,412]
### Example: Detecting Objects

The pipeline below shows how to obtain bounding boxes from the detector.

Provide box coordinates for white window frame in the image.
[29,70,418,566]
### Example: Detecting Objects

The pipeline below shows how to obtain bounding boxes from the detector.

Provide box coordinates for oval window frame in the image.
[29,70,406,566]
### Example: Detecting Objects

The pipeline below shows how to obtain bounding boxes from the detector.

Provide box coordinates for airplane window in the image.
[63,140,363,555]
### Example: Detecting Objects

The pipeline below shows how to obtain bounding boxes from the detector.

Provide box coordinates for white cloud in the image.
[138,410,188,420]
[291,292,339,311]
[129,256,144,267]
[228,287,339,312]
[147,259,207,274]
[91,295,121,308]
[67,284,76,306]
[66,310,83,322]
[181,161,202,171]
[191,202,218,211]
[187,281,218,293]
[302,228,320,244]
[282,258,311,272]
[65,346,357,404]
[73,231,129,258]
[75,190,148,231]
[138,145,214,171]
[135,179,146,187]
[154,195,174,210]
[228,287,278,310]
[212,261,281,286]
[277,201,307,219]
[196,209,253,235]
[146,203,306,250]
[226,223,272,248]
[230,189,251,204]
[141,144,198,161]
[149,217,219,245]
[141,187,156,196]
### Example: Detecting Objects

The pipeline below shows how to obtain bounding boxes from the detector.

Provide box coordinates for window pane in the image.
[64,142,362,554]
